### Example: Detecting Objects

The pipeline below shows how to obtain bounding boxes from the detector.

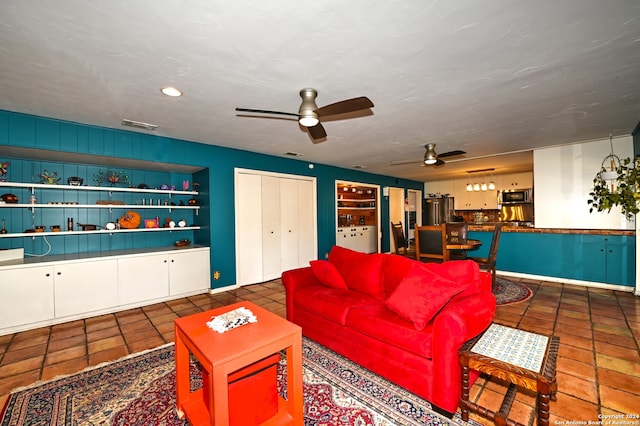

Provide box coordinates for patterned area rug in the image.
[494,277,533,305]
[1,339,478,425]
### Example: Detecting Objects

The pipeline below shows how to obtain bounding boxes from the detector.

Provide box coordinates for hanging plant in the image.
[588,156,640,219]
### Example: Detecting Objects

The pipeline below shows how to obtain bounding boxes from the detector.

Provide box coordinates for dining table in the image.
[444,239,482,261]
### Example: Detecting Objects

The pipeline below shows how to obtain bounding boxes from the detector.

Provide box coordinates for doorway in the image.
[388,187,405,253]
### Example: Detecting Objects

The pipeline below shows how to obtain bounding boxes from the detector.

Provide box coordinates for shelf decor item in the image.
[94,169,131,187]
[67,176,83,186]
[38,170,60,184]
[0,161,9,182]
[119,211,141,229]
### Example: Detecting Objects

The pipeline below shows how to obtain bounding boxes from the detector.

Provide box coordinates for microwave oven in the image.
[501,188,533,204]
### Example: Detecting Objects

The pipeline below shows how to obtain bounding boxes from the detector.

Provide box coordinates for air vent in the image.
[284,152,303,157]
[351,165,366,169]
[121,119,158,131]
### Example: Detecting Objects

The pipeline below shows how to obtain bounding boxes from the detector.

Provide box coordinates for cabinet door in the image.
[606,241,635,286]
[296,179,316,266]
[169,249,211,295]
[262,175,282,281]
[118,254,169,306]
[0,266,54,329]
[54,259,118,318]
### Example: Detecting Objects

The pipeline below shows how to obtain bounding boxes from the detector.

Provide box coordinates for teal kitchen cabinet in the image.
[469,230,635,288]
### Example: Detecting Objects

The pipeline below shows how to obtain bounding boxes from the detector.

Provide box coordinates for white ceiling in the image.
[1,1,639,182]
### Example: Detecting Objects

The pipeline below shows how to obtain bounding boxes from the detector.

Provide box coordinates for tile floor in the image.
[0,276,639,425]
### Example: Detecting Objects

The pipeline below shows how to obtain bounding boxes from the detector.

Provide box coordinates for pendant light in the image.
[599,134,621,187]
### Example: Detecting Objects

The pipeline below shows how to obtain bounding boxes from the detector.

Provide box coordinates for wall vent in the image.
[121,119,158,131]
[284,151,303,157]
[351,165,366,169]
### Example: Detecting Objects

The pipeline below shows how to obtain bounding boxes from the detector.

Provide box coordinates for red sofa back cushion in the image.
[309,260,348,289]
[328,246,385,300]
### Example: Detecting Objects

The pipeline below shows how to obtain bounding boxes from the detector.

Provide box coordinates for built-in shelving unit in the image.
[0,181,200,238]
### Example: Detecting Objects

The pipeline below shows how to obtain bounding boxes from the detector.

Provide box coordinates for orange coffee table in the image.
[174,301,303,426]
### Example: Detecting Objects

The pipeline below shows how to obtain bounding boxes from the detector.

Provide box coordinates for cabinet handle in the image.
[57,272,61,275]
[45,273,50,277]
[164,260,168,263]
[171,259,175,263]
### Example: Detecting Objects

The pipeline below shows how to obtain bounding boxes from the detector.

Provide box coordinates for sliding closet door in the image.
[235,169,318,286]
[262,176,283,281]
[236,173,264,285]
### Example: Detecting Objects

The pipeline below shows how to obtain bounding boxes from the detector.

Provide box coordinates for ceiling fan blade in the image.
[438,150,466,158]
[316,97,374,117]
[390,159,422,166]
[235,107,299,118]
[434,159,446,166]
[307,122,327,140]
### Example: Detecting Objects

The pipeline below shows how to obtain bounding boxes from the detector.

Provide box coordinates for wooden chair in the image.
[445,222,468,260]
[414,224,447,262]
[467,224,502,288]
[390,221,415,257]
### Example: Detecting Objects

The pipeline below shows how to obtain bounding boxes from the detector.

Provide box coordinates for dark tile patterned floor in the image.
[0,277,638,425]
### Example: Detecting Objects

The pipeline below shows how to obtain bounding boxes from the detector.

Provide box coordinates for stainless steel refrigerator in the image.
[423,196,455,225]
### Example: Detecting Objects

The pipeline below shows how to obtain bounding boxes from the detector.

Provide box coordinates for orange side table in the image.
[174,301,303,426]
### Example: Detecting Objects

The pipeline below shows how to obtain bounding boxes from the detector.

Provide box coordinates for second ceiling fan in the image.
[235,88,374,142]
[392,143,466,167]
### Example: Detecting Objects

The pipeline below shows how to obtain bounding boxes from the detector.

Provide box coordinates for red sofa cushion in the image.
[328,246,385,300]
[424,260,483,299]
[293,285,379,326]
[381,254,416,296]
[309,260,348,289]
[385,262,466,330]
[346,303,434,358]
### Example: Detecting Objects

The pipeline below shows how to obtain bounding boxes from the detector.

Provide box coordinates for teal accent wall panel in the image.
[8,114,35,147]
[36,119,60,149]
[102,129,115,157]
[87,127,103,155]
[60,122,78,152]
[0,111,9,145]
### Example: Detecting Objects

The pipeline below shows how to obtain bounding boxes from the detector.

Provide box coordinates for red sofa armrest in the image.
[281,267,320,322]
[479,270,492,292]
[430,290,496,412]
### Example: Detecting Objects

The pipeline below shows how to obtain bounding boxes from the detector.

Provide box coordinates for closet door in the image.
[261,176,282,281]
[280,178,300,273]
[296,179,316,266]
[236,173,264,285]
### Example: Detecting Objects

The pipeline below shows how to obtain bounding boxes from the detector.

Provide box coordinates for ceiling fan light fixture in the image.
[298,113,319,127]
[424,143,438,165]
[160,86,183,97]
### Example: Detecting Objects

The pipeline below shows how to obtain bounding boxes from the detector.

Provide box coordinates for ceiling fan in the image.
[391,143,466,167]
[235,88,374,142]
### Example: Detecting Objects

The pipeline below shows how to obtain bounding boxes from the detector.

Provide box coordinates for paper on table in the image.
[206,306,257,333]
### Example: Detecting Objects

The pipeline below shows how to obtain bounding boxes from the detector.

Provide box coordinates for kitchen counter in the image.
[468,224,634,236]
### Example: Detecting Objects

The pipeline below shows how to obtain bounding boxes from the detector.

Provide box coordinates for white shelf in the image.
[0,181,198,196]
[0,203,199,210]
[0,226,200,238]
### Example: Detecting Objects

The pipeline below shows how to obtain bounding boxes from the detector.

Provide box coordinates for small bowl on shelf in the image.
[67,177,83,186]
[174,239,191,248]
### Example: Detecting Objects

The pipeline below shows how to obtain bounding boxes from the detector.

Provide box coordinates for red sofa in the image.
[281,245,496,415]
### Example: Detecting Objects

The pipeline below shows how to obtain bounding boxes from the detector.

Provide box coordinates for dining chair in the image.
[390,221,415,257]
[414,224,447,262]
[445,222,468,260]
[467,224,502,288]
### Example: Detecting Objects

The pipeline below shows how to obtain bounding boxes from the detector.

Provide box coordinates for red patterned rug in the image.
[494,277,533,305]
[1,338,478,425]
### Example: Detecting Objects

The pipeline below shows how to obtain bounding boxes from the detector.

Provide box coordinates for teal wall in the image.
[0,110,424,289]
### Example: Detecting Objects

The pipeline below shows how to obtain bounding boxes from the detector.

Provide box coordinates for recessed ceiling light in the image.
[160,86,183,97]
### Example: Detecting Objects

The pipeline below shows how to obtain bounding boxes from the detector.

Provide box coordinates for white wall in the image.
[534,135,635,230]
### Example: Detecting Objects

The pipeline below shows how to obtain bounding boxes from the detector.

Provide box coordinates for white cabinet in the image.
[499,172,533,189]
[336,226,377,253]
[53,259,118,318]
[0,247,210,335]
[169,249,210,296]
[235,170,317,286]
[425,180,455,196]
[118,255,170,305]
[118,248,210,305]
[0,265,54,329]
